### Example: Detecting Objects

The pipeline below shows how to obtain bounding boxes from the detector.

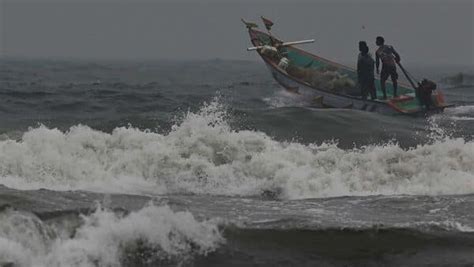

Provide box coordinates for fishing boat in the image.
[243,19,450,115]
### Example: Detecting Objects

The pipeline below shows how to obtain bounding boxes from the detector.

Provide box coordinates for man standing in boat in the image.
[375,36,401,99]
[357,41,376,100]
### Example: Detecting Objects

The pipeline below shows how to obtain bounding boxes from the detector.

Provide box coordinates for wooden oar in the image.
[247,39,315,51]
[396,62,418,90]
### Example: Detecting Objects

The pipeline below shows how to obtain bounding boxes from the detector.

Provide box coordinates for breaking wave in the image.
[0,99,474,199]
[0,205,223,267]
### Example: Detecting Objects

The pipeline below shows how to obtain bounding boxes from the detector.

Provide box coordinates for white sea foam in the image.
[0,205,223,267]
[447,116,474,121]
[263,89,311,108]
[1,100,474,199]
[444,105,474,116]
[395,220,474,233]
[433,105,474,124]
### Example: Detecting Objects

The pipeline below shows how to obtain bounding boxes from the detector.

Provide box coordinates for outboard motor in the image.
[416,79,437,110]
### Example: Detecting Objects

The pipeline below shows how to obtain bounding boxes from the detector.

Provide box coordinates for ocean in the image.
[0,58,474,266]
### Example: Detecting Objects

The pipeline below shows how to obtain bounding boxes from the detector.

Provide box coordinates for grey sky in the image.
[1,0,473,66]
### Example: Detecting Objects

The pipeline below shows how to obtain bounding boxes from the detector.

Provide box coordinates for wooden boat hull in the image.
[263,59,399,114]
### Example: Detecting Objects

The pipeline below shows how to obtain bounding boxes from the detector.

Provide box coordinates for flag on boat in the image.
[261,16,274,31]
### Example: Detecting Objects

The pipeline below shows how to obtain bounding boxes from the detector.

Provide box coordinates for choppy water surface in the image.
[0,59,473,266]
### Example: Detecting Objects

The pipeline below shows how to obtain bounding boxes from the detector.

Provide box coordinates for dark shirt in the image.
[357,52,375,83]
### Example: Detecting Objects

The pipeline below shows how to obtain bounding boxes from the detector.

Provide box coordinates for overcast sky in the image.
[1,0,473,66]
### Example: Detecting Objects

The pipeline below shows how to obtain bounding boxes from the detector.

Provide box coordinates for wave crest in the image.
[1,100,474,199]
[0,205,223,267]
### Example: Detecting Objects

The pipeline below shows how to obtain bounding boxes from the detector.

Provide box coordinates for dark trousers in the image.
[360,79,377,100]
